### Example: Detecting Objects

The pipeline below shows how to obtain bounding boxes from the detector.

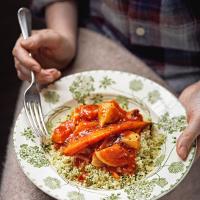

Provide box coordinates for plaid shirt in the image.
[32,0,200,93]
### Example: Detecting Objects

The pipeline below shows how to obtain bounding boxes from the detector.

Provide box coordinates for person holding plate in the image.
[10,0,200,199]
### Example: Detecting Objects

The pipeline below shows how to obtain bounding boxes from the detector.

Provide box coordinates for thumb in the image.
[20,33,48,50]
[20,30,59,50]
[177,116,200,160]
[20,36,41,50]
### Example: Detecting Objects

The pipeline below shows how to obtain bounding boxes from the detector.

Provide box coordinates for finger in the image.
[14,57,20,70]
[14,57,31,79]
[37,68,61,84]
[16,70,28,81]
[177,116,200,160]
[20,30,60,50]
[15,56,61,84]
[17,67,61,84]
[17,65,31,80]
[13,41,41,72]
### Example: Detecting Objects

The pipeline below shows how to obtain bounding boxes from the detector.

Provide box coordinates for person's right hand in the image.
[12,29,76,84]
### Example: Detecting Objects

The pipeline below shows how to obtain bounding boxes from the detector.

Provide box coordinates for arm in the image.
[13,0,78,84]
[45,1,77,62]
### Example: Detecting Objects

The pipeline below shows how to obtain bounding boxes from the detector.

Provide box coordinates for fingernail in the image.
[179,146,188,160]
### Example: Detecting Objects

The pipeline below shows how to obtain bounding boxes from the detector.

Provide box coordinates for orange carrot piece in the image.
[52,120,75,144]
[112,172,120,180]
[63,120,150,155]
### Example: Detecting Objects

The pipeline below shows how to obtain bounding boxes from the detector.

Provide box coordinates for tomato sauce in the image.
[51,100,149,179]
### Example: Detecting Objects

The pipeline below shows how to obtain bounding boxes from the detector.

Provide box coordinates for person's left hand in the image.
[177,81,200,160]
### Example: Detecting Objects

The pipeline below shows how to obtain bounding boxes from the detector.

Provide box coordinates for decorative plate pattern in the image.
[13,70,196,200]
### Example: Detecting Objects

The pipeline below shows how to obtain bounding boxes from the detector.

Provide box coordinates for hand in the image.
[176,81,200,160]
[12,29,76,84]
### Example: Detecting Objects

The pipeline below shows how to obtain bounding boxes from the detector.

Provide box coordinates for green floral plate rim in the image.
[13,70,196,200]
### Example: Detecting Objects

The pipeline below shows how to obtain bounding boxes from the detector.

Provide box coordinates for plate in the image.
[13,70,196,200]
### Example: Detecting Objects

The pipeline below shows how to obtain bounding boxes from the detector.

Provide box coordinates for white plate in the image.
[13,70,196,200]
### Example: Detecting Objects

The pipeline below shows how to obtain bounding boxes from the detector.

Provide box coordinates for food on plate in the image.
[44,99,165,189]
[51,100,149,174]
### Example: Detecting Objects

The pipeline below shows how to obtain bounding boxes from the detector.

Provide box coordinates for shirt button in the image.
[136,27,145,36]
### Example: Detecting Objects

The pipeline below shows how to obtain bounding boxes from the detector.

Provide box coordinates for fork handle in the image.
[18,8,32,39]
[18,8,36,84]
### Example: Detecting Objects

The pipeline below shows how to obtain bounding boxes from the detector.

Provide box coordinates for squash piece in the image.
[95,144,129,167]
[63,120,150,156]
[121,131,140,150]
[91,153,104,167]
[98,101,121,127]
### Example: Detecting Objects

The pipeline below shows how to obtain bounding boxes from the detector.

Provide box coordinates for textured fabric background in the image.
[32,0,200,93]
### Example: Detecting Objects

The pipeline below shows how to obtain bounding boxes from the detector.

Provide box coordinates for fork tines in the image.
[24,100,49,138]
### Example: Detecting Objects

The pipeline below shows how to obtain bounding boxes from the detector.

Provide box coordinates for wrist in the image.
[62,34,77,64]
[44,0,77,68]
[45,1,77,35]
[55,33,76,68]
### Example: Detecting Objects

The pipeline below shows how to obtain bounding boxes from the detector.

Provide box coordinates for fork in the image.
[18,7,49,138]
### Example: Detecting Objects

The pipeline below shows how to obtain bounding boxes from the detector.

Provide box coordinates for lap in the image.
[1,29,199,200]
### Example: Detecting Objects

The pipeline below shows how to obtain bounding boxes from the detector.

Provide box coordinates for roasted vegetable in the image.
[126,109,143,121]
[98,102,120,127]
[51,120,75,144]
[73,121,99,136]
[98,100,126,127]
[63,120,149,155]
[51,100,151,177]
[71,105,99,123]
[91,153,104,167]
[95,144,130,167]
[121,131,141,149]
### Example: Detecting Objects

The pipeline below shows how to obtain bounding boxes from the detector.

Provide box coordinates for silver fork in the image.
[18,8,49,138]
